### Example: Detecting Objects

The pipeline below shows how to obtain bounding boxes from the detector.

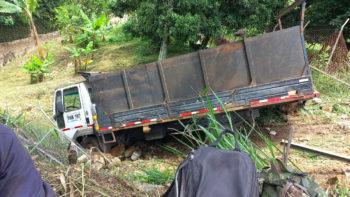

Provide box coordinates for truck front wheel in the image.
[80,136,99,150]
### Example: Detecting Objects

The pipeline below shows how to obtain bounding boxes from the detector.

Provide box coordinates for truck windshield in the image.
[63,87,81,112]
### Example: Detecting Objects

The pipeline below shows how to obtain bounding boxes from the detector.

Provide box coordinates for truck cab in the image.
[53,82,94,140]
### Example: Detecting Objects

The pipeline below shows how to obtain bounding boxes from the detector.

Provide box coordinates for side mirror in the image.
[56,100,64,114]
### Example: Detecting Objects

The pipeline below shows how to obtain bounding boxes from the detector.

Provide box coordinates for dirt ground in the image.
[28,102,349,197]
[263,116,350,188]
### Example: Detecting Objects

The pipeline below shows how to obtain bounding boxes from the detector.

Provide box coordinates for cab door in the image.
[62,86,87,134]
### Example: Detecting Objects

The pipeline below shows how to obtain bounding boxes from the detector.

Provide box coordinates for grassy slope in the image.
[0,31,193,124]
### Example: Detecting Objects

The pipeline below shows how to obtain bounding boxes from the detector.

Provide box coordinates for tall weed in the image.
[165,92,300,170]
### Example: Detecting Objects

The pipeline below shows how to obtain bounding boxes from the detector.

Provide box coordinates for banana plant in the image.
[75,9,111,48]
[65,41,96,72]
[0,0,44,59]
[21,54,54,83]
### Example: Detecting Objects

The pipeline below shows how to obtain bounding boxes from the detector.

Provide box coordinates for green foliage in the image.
[164,91,298,170]
[311,66,350,101]
[54,0,111,44]
[0,15,14,25]
[65,41,96,72]
[55,4,110,48]
[112,0,288,56]
[107,25,133,43]
[0,108,67,163]
[20,40,55,83]
[332,103,348,115]
[0,0,22,14]
[132,166,174,185]
[332,183,350,197]
[307,1,350,27]
[75,10,110,47]
[54,3,82,41]
[21,54,54,83]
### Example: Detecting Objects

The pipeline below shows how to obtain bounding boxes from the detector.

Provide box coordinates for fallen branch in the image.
[310,65,350,87]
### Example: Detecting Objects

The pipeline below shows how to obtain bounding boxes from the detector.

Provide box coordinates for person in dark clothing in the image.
[0,123,56,197]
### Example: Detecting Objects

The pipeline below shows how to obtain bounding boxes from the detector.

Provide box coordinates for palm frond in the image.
[0,0,22,13]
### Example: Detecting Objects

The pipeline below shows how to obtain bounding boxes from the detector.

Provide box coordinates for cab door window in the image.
[63,87,81,112]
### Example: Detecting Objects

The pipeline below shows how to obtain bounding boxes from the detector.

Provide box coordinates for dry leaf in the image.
[59,173,67,192]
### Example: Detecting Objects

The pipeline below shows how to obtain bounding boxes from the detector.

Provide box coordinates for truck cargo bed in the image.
[86,26,316,129]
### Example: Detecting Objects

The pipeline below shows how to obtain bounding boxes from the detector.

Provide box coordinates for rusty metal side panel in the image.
[200,41,251,92]
[90,72,129,115]
[161,52,206,102]
[244,26,306,84]
[125,63,165,109]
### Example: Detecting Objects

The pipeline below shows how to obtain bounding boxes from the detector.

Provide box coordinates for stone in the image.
[339,114,348,119]
[131,149,142,161]
[92,162,104,171]
[312,98,322,105]
[124,146,137,158]
[77,155,89,163]
[338,122,350,131]
[112,157,121,165]
[68,149,77,165]
[135,183,164,193]
[111,144,125,157]
[269,130,277,136]
[326,176,338,185]
[91,152,105,165]
[91,152,105,171]
[342,167,350,179]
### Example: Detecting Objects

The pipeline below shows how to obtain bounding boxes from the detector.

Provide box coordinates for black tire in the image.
[80,136,99,150]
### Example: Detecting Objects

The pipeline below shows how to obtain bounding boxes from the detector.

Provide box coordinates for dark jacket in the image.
[0,123,56,197]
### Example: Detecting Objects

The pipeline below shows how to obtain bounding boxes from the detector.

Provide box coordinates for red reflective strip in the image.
[99,127,109,131]
[62,128,70,131]
[125,122,135,126]
[267,97,281,102]
[74,125,83,129]
[251,94,298,105]
[88,124,94,127]
[251,100,260,104]
[181,112,192,117]
[216,106,223,110]
[198,109,209,114]
[141,120,151,123]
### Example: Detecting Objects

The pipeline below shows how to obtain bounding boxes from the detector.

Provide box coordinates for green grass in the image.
[332,183,350,197]
[131,166,174,186]
[164,92,299,170]
[0,108,70,163]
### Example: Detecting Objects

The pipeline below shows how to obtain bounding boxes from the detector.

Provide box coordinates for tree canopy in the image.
[306,0,350,38]
[111,0,288,60]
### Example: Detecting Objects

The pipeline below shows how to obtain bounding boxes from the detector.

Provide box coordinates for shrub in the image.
[21,54,54,84]
[65,41,96,73]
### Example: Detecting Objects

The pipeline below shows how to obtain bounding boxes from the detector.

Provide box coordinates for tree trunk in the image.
[25,9,44,60]
[158,0,174,61]
[158,34,168,61]
[38,73,44,82]
[200,36,210,49]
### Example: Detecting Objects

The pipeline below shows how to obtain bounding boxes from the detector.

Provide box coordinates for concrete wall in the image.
[0,32,61,67]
